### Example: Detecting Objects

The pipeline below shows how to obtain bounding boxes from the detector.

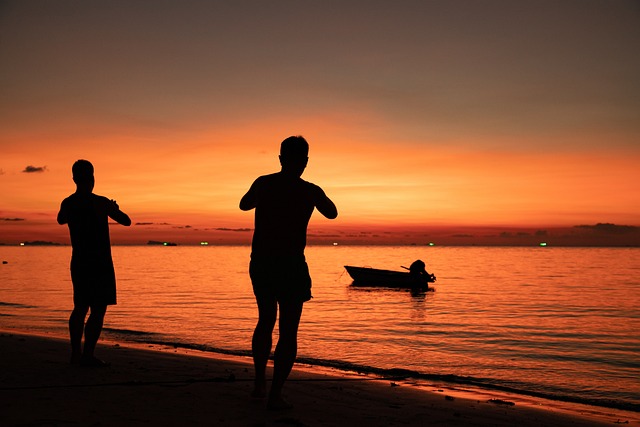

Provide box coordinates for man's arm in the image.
[240,178,261,211]
[57,200,68,225]
[107,200,131,226]
[313,186,338,219]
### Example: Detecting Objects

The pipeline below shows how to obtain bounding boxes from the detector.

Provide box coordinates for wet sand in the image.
[0,331,633,426]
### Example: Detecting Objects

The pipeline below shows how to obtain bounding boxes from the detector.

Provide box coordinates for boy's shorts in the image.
[71,258,117,306]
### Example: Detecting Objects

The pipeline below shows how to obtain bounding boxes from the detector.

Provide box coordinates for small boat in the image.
[344,265,435,289]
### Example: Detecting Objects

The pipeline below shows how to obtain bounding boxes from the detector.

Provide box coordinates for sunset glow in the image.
[1,1,638,246]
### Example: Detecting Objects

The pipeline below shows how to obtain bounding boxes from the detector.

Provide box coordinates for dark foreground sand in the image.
[1,331,636,426]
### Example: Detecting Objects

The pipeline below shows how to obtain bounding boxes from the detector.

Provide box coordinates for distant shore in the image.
[2,242,639,247]
[1,222,638,247]
[1,330,635,426]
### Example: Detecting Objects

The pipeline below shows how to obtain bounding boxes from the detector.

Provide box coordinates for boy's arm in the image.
[107,200,132,226]
[240,178,261,211]
[313,186,338,219]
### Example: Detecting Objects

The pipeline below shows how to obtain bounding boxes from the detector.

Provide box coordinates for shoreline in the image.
[9,325,638,414]
[105,330,640,414]
[1,329,637,426]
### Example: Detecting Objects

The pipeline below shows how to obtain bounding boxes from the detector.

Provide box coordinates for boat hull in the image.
[344,265,434,288]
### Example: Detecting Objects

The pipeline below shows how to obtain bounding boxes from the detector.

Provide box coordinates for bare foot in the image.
[251,380,267,398]
[267,395,293,410]
[79,356,110,367]
[70,352,82,366]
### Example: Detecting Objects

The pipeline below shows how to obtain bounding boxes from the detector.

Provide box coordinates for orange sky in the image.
[1,1,639,246]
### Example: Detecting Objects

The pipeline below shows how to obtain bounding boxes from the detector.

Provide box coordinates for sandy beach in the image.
[1,331,635,426]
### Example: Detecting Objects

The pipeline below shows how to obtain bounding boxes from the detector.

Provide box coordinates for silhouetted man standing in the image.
[240,136,338,409]
[58,160,131,366]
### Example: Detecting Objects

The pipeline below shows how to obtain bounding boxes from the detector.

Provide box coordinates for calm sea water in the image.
[1,245,638,412]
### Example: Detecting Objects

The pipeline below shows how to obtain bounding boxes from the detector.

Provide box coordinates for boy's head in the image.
[72,160,94,188]
[279,136,309,176]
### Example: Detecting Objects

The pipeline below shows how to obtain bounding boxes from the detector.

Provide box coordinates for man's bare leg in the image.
[69,305,89,364]
[252,296,277,398]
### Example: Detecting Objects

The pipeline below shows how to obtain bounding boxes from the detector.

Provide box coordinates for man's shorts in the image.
[71,258,117,306]
[249,256,312,303]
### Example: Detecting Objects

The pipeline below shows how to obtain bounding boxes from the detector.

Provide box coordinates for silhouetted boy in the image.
[240,136,338,409]
[57,160,131,366]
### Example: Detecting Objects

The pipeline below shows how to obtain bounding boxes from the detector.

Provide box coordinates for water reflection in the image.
[346,284,433,320]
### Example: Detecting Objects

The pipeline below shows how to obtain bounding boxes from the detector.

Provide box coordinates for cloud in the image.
[22,165,47,173]
[0,168,5,175]
[1,217,26,221]
[215,227,252,232]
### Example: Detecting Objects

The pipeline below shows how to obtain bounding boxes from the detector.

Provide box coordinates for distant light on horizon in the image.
[540,242,548,247]
[200,241,209,246]
[429,242,435,246]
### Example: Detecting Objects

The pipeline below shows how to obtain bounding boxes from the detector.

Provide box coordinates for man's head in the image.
[72,159,94,191]
[279,136,309,177]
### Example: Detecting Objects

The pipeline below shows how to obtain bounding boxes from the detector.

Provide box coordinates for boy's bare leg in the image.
[83,305,106,356]
[268,300,303,409]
